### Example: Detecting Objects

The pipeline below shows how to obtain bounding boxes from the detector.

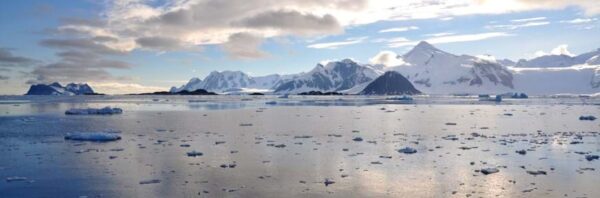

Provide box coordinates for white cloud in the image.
[486,21,550,30]
[423,32,455,37]
[307,36,367,49]
[510,17,546,23]
[387,32,511,48]
[369,51,405,66]
[560,18,598,24]
[533,44,575,57]
[427,32,512,44]
[55,0,600,55]
[378,26,419,33]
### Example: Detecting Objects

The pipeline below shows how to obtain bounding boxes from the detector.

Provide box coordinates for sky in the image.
[0,0,599,95]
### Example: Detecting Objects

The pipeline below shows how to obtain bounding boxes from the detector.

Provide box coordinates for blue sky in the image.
[1,0,599,94]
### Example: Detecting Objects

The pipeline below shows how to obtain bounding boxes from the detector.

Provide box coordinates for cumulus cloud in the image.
[221,33,269,59]
[41,0,599,59]
[369,51,405,66]
[0,48,38,67]
[534,44,574,57]
[235,10,343,36]
[307,37,367,49]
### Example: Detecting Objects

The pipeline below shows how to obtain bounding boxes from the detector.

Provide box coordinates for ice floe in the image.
[64,132,121,142]
[65,107,123,115]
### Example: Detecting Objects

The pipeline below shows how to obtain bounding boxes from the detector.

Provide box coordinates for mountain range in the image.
[25,82,96,95]
[172,41,600,95]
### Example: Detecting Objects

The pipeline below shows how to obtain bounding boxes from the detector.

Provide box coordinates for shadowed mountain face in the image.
[25,83,95,95]
[360,71,421,95]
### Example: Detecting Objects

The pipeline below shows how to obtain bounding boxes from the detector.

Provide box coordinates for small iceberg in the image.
[64,132,121,142]
[278,94,289,99]
[265,101,277,105]
[579,115,597,121]
[585,155,599,161]
[526,170,547,176]
[65,106,123,115]
[479,95,502,102]
[510,93,528,99]
[139,179,161,185]
[480,167,499,175]
[186,151,203,157]
[386,95,413,101]
[397,147,417,154]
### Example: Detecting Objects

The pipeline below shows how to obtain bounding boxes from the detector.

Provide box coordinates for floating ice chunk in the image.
[65,106,123,115]
[515,150,527,155]
[585,155,599,161]
[397,147,417,154]
[579,115,597,121]
[186,151,203,157]
[526,170,547,176]
[278,94,289,99]
[352,137,363,142]
[139,179,161,185]
[64,132,121,142]
[265,101,277,105]
[480,168,499,175]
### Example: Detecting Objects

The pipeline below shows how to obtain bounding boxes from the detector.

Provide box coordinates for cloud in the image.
[516,0,600,16]
[423,32,454,37]
[510,17,546,23]
[28,48,132,84]
[369,51,405,66]
[426,32,512,44]
[486,21,550,30]
[221,33,269,59]
[0,48,38,67]
[235,10,343,36]
[45,0,600,59]
[560,18,598,24]
[378,26,419,33]
[307,36,367,49]
[387,32,511,48]
[534,44,574,57]
[39,38,126,55]
[135,36,186,51]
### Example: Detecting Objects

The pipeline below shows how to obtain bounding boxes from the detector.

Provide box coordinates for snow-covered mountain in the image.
[171,41,600,95]
[273,59,383,93]
[509,65,600,94]
[386,41,514,94]
[170,71,292,93]
[515,48,600,68]
[25,82,95,95]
